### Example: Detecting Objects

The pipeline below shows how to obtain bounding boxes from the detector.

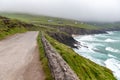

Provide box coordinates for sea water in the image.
[73,31,120,80]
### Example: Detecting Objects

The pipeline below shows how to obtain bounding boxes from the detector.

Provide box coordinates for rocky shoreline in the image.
[47,26,109,48]
[47,25,120,48]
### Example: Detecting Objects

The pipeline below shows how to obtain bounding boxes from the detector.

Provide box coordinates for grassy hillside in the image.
[45,34,116,80]
[0,13,100,30]
[86,22,120,30]
[0,16,27,39]
[1,13,120,30]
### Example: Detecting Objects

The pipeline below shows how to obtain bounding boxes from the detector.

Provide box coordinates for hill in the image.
[0,16,28,39]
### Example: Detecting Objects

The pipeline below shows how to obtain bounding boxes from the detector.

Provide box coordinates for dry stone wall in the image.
[41,35,80,80]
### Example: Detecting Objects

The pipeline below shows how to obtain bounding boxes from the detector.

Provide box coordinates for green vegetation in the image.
[0,16,27,39]
[86,22,120,30]
[37,32,53,80]
[45,34,116,80]
[0,13,100,30]
[0,27,26,39]
[0,13,117,80]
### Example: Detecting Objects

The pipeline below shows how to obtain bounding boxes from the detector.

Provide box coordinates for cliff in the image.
[54,26,106,35]
[47,25,106,48]
[47,32,78,48]
[45,33,116,80]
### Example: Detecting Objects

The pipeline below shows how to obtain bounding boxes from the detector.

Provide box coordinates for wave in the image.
[105,47,120,53]
[81,35,95,41]
[75,35,99,41]
[73,31,120,80]
[104,58,120,80]
[74,48,105,66]
[106,31,114,35]
[95,34,107,38]
[108,54,117,58]
[105,38,119,42]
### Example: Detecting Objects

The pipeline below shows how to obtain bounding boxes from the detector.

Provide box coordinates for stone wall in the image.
[41,35,80,80]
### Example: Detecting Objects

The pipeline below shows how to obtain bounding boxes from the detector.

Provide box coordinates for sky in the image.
[0,0,120,22]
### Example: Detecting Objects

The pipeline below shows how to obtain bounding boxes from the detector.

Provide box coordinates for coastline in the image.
[72,31,120,80]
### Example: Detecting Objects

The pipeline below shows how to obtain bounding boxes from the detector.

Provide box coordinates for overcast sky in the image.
[0,0,120,22]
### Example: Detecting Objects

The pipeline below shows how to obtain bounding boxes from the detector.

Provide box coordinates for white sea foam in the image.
[94,34,108,38]
[73,31,120,80]
[75,35,98,41]
[105,38,118,42]
[106,47,120,53]
[80,35,95,41]
[107,31,114,35]
[108,54,117,58]
[104,58,120,80]
[74,48,104,66]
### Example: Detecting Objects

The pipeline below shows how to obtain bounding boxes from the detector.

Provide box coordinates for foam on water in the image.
[74,35,101,42]
[104,58,120,80]
[107,31,114,35]
[105,38,119,42]
[108,54,117,58]
[74,48,105,66]
[73,31,120,80]
[106,47,120,53]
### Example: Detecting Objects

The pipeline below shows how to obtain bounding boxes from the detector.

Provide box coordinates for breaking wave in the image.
[105,47,120,53]
[105,38,119,42]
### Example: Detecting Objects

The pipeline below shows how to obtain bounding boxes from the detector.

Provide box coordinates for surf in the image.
[73,31,120,80]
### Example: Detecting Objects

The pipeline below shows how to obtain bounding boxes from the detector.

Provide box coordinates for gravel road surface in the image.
[0,31,45,80]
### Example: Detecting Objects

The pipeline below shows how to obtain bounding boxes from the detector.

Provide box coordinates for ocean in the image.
[73,31,120,80]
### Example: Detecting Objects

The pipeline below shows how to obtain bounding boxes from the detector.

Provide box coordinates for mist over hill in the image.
[0,0,120,22]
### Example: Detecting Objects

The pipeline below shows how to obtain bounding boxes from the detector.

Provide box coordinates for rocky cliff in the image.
[46,25,106,48]
[47,32,78,48]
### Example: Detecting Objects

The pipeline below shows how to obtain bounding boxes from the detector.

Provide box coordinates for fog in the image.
[0,0,120,22]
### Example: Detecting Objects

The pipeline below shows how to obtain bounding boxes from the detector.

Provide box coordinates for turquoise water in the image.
[73,31,120,80]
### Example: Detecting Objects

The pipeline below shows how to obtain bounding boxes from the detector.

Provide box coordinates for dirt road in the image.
[0,31,45,80]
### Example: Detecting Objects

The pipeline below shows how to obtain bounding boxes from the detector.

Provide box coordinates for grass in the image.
[0,27,26,40]
[0,16,27,39]
[0,13,117,80]
[45,34,116,80]
[37,32,53,80]
[0,15,53,79]
[0,13,100,30]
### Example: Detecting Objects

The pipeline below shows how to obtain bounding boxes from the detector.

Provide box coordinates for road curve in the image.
[0,31,45,80]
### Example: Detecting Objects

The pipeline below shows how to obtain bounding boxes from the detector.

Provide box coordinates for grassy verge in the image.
[0,27,27,40]
[45,34,116,80]
[37,32,53,80]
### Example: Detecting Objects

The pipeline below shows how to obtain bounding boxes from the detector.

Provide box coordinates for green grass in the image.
[0,16,28,39]
[37,32,53,80]
[0,27,26,40]
[0,13,100,30]
[0,13,117,80]
[45,34,116,80]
